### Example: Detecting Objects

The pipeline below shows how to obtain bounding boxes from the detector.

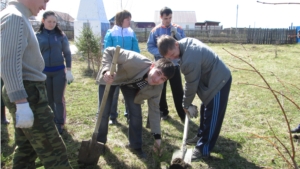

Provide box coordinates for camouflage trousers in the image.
[2,81,72,169]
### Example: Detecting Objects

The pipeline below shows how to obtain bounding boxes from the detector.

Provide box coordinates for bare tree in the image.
[257,1,300,5]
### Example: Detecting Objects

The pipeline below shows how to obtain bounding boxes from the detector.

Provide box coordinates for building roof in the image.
[53,10,74,22]
[154,11,197,24]
[196,20,221,26]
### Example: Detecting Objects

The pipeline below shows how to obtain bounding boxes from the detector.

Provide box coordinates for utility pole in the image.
[121,0,122,10]
[236,4,238,29]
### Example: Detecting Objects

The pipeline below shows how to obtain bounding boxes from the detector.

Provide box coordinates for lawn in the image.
[1,42,300,169]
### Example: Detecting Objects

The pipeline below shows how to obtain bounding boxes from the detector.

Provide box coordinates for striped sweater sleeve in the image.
[1,14,28,102]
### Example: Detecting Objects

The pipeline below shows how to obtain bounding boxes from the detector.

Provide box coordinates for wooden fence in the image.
[133,27,297,44]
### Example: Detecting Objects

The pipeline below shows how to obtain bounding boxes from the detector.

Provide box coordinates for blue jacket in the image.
[104,25,140,53]
[36,28,71,68]
[147,23,185,60]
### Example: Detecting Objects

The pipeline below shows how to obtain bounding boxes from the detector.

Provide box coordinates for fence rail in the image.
[133,28,297,44]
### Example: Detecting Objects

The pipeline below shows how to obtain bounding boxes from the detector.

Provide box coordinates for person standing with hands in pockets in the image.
[1,0,72,168]
[147,7,186,122]
[36,11,74,134]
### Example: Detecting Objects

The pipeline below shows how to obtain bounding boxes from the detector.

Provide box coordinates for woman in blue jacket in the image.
[36,11,74,134]
[103,10,140,125]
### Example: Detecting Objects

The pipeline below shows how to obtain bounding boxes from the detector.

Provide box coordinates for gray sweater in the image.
[178,38,231,106]
[0,1,46,102]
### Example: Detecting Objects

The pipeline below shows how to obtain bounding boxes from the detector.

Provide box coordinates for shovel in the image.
[171,114,193,164]
[78,46,121,165]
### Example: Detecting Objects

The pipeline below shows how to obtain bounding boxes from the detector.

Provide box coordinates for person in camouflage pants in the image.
[2,81,72,168]
[1,0,72,168]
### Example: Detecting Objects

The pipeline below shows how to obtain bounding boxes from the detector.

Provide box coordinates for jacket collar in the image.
[42,28,56,34]
[112,25,130,31]
[178,42,185,58]
[160,23,173,28]
[9,1,33,18]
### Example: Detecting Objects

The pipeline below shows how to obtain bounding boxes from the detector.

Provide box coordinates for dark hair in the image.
[157,35,177,57]
[115,10,131,27]
[160,7,172,17]
[154,58,175,79]
[38,11,63,35]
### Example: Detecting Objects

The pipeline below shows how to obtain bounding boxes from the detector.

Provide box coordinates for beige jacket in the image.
[96,47,163,134]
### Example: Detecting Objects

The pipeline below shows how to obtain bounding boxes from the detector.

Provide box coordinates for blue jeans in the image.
[110,86,129,120]
[44,69,67,125]
[109,86,119,120]
[97,85,142,149]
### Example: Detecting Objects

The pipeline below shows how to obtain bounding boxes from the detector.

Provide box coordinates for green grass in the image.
[1,43,300,169]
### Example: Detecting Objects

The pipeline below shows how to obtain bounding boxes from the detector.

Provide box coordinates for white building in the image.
[74,0,109,41]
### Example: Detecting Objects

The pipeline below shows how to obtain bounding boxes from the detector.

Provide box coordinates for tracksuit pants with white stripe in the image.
[195,76,232,157]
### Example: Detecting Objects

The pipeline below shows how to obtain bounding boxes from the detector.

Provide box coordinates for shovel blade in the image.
[171,148,193,165]
[184,148,193,164]
[78,139,105,165]
[171,149,184,162]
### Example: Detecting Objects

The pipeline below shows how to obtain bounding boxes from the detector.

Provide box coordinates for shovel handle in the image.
[182,114,190,149]
[94,46,121,133]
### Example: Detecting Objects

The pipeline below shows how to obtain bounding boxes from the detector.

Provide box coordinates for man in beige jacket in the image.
[96,47,175,158]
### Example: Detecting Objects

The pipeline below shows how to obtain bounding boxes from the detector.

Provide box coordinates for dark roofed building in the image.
[195,20,222,30]
[53,10,74,30]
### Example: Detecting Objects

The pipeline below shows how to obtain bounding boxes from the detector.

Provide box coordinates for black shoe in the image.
[1,119,10,125]
[124,114,130,124]
[160,111,169,120]
[191,148,209,161]
[290,127,300,133]
[109,119,117,125]
[125,144,147,159]
[186,135,200,145]
[56,124,64,135]
[180,117,185,123]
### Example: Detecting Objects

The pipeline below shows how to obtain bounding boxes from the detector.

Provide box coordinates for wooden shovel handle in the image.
[94,46,121,133]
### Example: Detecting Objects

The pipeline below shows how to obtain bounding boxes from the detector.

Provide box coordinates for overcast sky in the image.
[39,0,300,28]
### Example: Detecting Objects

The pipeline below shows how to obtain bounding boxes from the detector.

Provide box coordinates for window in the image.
[83,22,90,28]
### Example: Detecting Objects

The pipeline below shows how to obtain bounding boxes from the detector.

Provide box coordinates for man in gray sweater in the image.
[157,35,232,161]
[1,0,72,168]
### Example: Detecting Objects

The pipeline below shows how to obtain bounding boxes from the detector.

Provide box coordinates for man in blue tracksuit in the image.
[147,7,186,122]
[157,35,232,161]
[103,10,140,124]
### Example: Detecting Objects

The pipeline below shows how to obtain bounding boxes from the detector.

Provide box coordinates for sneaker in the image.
[290,126,300,133]
[125,144,147,159]
[109,119,117,125]
[191,148,209,161]
[186,135,200,145]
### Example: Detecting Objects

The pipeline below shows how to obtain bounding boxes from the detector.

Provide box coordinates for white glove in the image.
[66,70,74,84]
[16,103,34,128]
[184,105,198,118]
